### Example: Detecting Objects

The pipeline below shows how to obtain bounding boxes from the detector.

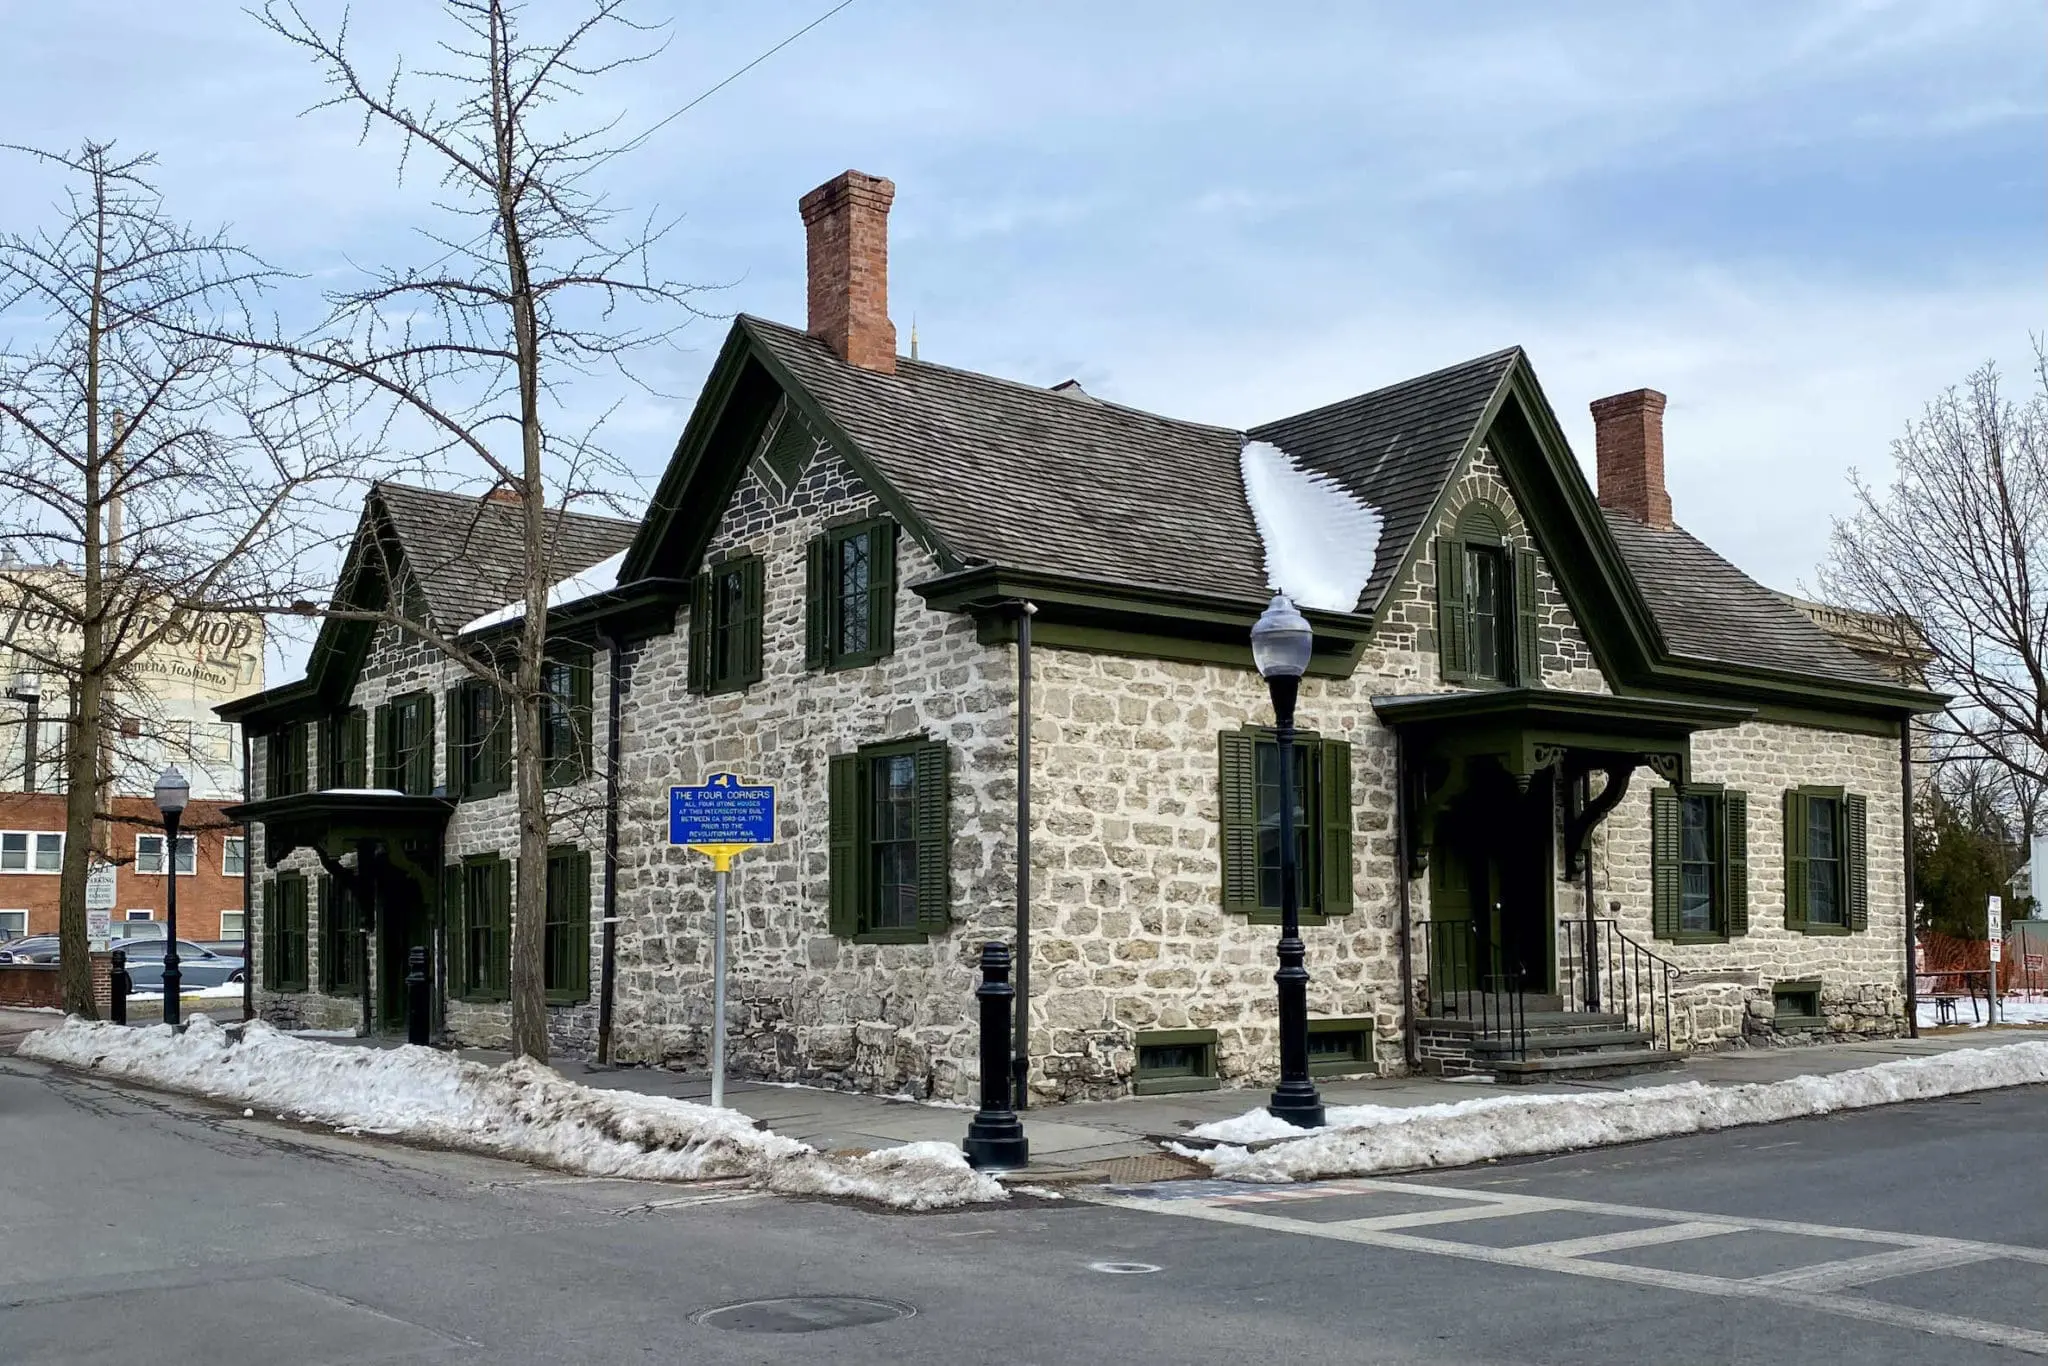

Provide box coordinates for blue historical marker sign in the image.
[669,772,776,847]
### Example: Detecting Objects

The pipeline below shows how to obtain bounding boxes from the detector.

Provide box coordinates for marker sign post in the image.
[669,773,777,1108]
[1988,895,2004,1025]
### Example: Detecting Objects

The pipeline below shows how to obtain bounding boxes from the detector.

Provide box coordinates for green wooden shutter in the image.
[491,857,513,998]
[416,693,436,796]
[827,752,860,936]
[443,863,464,994]
[444,687,466,799]
[1436,538,1469,682]
[564,850,591,1000]
[1514,548,1541,686]
[914,740,951,934]
[262,877,279,989]
[1650,788,1680,940]
[316,874,331,992]
[1319,738,1354,915]
[373,703,395,787]
[1218,730,1260,914]
[687,571,712,692]
[344,709,367,787]
[569,658,593,783]
[804,536,830,670]
[1724,790,1749,937]
[738,557,765,686]
[1845,792,1869,931]
[488,688,512,796]
[869,521,898,660]
[1783,790,1809,929]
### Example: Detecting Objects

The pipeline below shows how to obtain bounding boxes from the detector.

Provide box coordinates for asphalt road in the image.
[3,1051,2045,1366]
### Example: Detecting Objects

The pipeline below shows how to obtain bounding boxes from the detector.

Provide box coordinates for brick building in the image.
[0,791,247,941]
[224,169,1944,1103]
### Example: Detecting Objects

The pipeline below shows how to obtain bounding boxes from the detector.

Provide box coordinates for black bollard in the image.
[963,941,1029,1170]
[406,945,430,1046]
[110,949,129,1026]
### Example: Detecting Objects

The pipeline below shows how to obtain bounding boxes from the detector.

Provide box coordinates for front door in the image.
[375,875,430,1033]
[1430,761,1554,997]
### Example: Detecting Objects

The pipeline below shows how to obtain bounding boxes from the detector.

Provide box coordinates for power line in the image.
[619,0,858,156]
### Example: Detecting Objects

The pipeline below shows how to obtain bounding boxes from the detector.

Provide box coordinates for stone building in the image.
[224,169,1943,1104]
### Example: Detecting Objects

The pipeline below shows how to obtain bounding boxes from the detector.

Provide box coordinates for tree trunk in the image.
[56,670,103,1017]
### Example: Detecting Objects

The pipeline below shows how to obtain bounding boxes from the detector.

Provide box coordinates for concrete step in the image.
[1470,1028,1654,1056]
[1421,1011,1630,1036]
[1489,1048,1684,1084]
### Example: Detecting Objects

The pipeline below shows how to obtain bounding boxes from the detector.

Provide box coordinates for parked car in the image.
[113,921,166,941]
[196,940,247,958]
[0,936,60,964]
[113,938,245,990]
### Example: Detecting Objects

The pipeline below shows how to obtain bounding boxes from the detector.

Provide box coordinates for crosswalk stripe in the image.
[1748,1244,2001,1290]
[1515,1220,1741,1258]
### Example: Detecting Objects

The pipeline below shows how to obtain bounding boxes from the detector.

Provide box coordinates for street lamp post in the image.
[1252,594,1325,1129]
[9,672,40,791]
[154,766,189,1027]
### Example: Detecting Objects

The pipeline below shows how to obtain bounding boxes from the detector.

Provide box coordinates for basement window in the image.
[1307,1018,1375,1078]
[1773,981,1823,1027]
[1133,1029,1219,1096]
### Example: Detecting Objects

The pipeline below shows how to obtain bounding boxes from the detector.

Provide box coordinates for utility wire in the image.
[616,0,858,157]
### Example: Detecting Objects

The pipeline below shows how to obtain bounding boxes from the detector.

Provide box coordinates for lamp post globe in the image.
[154,767,189,1026]
[1253,593,1325,1128]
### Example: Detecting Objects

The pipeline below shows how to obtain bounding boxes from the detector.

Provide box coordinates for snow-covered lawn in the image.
[1915,997,2048,1028]
[1176,1040,2048,1184]
[19,1017,1004,1211]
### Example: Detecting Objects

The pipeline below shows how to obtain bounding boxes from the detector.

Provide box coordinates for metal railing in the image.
[1558,917,1677,1052]
[1420,917,1527,1060]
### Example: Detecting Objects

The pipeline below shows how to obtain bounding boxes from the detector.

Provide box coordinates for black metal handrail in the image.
[1558,918,1677,1052]
[1420,917,1527,1060]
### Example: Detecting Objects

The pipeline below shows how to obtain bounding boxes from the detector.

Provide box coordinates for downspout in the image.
[1012,601,1036,1108]
[594,629,627,1066]
[1901,721,1919,1040]
[1395,734,1417,1071]
[240,731,253,1023]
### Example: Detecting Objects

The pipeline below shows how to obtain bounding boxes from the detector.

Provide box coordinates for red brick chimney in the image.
[1589,388,1672,529]
[799,170,898,375]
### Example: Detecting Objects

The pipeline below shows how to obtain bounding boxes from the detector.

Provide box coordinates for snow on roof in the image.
[460,549,628,635]
[1238,440,1381,614]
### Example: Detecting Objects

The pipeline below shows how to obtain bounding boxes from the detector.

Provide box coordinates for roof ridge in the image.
[371,478,641,528]
[1250,345,1522,434]
[739,313,1245,438]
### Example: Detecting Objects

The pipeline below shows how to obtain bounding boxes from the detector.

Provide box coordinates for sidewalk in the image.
[380,1026,2048,1175]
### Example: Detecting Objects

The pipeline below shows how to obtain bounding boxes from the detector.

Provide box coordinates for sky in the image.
[1,0,2042,678]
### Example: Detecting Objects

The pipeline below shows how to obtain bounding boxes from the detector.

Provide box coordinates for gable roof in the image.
[1601,510,1899,688]
[372,482,639,632]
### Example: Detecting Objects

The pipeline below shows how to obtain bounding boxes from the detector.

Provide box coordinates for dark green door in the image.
[375,878,429,1032]
[1430,762,1553,996]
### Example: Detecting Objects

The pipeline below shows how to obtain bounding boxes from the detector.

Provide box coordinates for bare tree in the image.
[1823,350,2048,796]
[251,0,706,1059]
[0,142,355,1014]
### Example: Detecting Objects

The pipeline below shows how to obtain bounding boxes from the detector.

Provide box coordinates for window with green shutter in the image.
[826,737,950,941]
[375,692,435,794]
[544,846,592,1003]
[1217,727,1354,925]
[1784,787,1866,934]
[320,708,367,789]
[1651,786,1748,942]
[452,854,511,1001]
[689,555,764,694]
[317,874,362,995]
[805,518,898,671]
[542,650,594,786]
[448,680,510,800]
[1434,501,1541,688]
[265,724,310,798]
[264,872,308,992]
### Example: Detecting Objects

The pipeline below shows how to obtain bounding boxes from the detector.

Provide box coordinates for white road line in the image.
[1336,1198,1566,1231]
[1749,1244,2001,1291]
[1516,1220,1741,1258]
[1092,1195,2048,1357]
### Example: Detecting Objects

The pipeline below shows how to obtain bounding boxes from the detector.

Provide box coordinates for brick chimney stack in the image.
[1589,388,1672,529]
[799,170,898,375]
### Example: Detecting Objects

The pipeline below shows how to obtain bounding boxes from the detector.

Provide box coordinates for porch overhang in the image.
[1371,688,1753,789]
[223,789,455,887]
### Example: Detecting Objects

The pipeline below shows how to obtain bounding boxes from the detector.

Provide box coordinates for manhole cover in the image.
[693,1296,915,1333]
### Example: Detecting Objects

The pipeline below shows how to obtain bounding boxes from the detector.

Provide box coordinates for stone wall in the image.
[606,445,1017,1102]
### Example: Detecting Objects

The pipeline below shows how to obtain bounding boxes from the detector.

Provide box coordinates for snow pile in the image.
[1917,997,2048,1028]
[1178,1041,2048,1183]
[20,1017,1004,1211]
[461,549,628,634]
[1239,440,1382,613]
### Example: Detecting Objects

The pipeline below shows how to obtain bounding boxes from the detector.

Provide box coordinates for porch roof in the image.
[222,789,455,872]
[1372,688,1753,787]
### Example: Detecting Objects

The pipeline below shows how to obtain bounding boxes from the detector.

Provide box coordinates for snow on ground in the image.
[1916,997,2048,1028]
[1238,440,1381,613]
[462,549,628,634]
[20,1017,1005,1211]
[1177,1041,2048,1183]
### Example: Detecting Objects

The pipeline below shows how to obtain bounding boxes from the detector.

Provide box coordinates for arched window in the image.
[1435,500,1538,686]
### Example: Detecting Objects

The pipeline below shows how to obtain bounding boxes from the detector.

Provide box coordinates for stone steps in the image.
[1489,1048,1685,1084]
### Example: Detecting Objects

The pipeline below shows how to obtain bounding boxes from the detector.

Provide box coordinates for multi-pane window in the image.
[1464,544,1507,682]
[544,847,592,1003]
[1217,729,1355,923]
[450,681,509,799]
[375,692,435,794]
[451,855,511,1002]
[223,837,246,877]
[688,556,763,694]
[317,875,362,995]
[541,652,594,786]
[135,834,196,875]
[220,909,246,938]
[1,832,63,873]
[827,738,950,940]
[1783,787,1868,934]
[0,910,25,940]
[806,519,897,671]
[265,723,310,798]
[263,873,309,991]
[1434,502,1539,687]
[320,709,368,789]
[1651,787,1747,941]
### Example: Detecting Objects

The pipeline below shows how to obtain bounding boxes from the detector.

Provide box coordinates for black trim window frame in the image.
[689,554,764,695]
[541,650,594,787]
[453,853,511,1002]
[265,872,309,992]
[1784,786,1867,936]
[376,691,436,795]
[1679,790,1724,938]
[827,736,951,944]
[1433,500,1541,688]
[265,723,310,798]
[1651,784,1749,943]
[319,708,368,790]
[805,517,897,671]
[1217,727,1355,926]
[452,680,510,800]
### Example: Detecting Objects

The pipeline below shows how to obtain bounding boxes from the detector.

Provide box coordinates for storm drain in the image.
[693,1296,915,1333]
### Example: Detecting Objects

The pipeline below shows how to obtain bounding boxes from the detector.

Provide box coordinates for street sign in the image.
[668,772,778,1112]
[1990,938,2004,963]
[669,773,776,850]
[85,861,116,913]
[86,909,111,952]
